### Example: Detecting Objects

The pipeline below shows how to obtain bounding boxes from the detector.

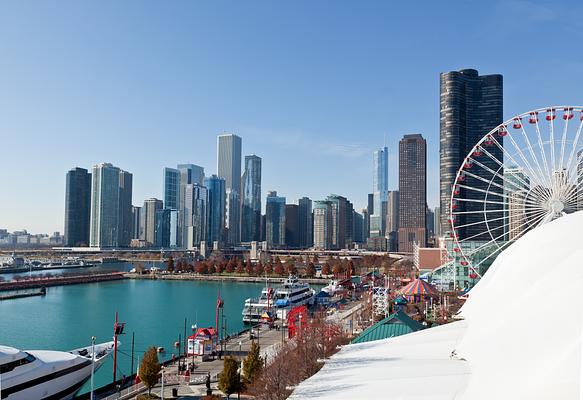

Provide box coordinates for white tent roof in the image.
[290,211,583,399]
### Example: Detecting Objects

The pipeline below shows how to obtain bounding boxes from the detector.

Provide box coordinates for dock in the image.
[0,287,46,300]
[0,272,126,292]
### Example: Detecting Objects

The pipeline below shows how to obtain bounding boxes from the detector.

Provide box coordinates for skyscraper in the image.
[504,167,530,240]
[398,134,427,252]
[370,147,388,237]
[118,170,133,247]
[298,197,313,248]
[64,167,92,247]
[204,175,226,245]
[313,200,333,250]
[184,183,208,249]
[163,167,180,210]
[241,155,262,242]
[440,68,503,239]
[285,204,299,248]
[386,190,399,251]
[218,134,242,245]
[326,194,349,250]
[155,208,179,248]
[265,191,286,248]
[177,164,204,247]
[131,205,142,240]
[141,198,163,245]
[353,211,364,244]
[90,163,127,248]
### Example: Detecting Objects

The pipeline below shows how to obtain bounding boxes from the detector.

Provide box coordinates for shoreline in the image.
[125,272,329,285]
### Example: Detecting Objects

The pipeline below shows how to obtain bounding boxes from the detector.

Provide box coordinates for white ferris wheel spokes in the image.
[449,106,583,279]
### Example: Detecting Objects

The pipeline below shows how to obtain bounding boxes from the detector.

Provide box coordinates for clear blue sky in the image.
[2,0,582,234]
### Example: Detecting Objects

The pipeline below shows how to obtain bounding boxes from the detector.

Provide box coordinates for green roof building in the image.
[351,310,425,344]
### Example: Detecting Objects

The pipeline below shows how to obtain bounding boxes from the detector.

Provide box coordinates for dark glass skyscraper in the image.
[440,69,503,239]
[298,197,313,248]
[241,155,261,242]
[265,191,286,248]
[64,167,91,247]
[118,170,133,247]
[285,204,299,248]
[398,134,427,252]
[204,175,226,245]
[163,167,180,210]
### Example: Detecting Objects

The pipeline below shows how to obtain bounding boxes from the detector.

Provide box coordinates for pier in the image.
[0,272,126,291]
[0,287,46,300]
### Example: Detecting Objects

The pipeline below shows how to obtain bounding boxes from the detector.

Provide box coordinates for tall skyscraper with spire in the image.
[217,133,242,245]
[370,146,388,237]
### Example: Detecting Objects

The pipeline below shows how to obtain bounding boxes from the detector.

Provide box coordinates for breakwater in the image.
[0,272,126,291]
[125,272,327,285]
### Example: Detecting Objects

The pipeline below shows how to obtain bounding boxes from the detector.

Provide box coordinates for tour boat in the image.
[0,341,115,400]
[242,286,275,324]
[274,275,315,320]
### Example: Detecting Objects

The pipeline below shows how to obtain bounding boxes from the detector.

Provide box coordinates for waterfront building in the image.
[131,206,141,239]
[141,198,163,246]
[155,208,179,247]
[285,204,299,248]
[370,147,388,237]
[313,200,333,250]
[218,133,242,245]
[353,211,364,244]
[241,155,262,242]
[398,134,427,253]
[386,190,399,252]
[89,163,132,248]
[298,197,313,248]
[439,68,503,239]
[184,183,208,249]
[204,175,226,245]
[265,191,286,248]
[163,167,180,210]
[118,170,133,247]
[64,167,91,247]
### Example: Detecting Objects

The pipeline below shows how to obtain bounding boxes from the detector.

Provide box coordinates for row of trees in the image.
[218,340,263,398]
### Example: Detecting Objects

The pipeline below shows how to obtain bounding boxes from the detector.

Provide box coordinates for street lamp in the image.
[90,336,96,400]
[160,366,165,400]
[238,341,242,358]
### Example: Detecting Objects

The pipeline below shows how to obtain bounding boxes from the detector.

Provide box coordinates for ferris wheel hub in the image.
[548,198,565,214]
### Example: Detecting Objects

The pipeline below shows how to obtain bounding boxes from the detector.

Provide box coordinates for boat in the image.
[274,275,316,320]
[242,286,275,324]
[321,280,340,296]
[0,341,115,400]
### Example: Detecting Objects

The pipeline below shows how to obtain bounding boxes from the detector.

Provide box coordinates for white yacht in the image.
[274,275,315,320]
[242,287,275,324]
[0,341,115,400]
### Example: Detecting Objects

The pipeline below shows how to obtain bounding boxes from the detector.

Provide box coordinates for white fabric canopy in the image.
[290,211,583,399]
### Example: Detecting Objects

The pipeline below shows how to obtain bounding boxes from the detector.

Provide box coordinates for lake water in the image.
[0,269,266,394]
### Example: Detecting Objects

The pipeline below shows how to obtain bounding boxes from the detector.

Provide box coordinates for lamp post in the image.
[160,366,165,400]
[90,336,96,400]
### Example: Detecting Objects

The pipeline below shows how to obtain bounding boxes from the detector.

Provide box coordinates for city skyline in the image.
[3,1,583,234]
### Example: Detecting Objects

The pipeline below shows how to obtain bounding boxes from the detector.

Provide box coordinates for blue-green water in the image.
[0,276,265,394]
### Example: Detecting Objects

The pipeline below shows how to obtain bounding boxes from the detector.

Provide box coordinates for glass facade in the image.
[371,147,388,237]
[64,167,91,247]
[265,191,286,247]
[184,183,208,248]
[90,163,121,247]
[241,155,262,242]
[217,134,242,245]
[164,167,180,210]
[298,197,313,248]
[204,175,226,245]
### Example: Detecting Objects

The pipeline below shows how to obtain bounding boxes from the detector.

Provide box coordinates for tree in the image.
[312,254,319,264]
[286,262,297,276]
[166,257,174,273]
[226,260,235,274]
[306,262,316,278]
[263,263,273,275]
[274,263,284,276]
[196,262,208,274]
[332,263,344,277]
[245,259,253,275]
[218,356,240,399]
[254,263,264,276]
[215,261,224,274]
[236,260,244,274]
[242,341,263,384]
[139,347,160,395]
[321,263,331,276]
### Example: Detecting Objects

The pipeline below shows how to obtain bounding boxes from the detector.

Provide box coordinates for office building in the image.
[184,183,208,249]
[155,208,179,248]
[353,211,364,244]
[204,175,226,245]
[362,208,370,244]
[313,200,333,250]
[386,190,399,251]
[265,191,286,248]
[131,206,142,239]
[90,163,132,248]
[241,155,262,242]
[177,164,205,247]
[141,198,163,245]
[504,166,530,240]
[118,170,133,247]
[64,167,91,247]
[440,68,503,239]
[433,207,441,237]
[163,167,180,210]
[370,147,388,237]
[298,197,313,248]
[326,194,349,249]
[218,134,242,245]
[398,134,427,252]
[285,204,299,248]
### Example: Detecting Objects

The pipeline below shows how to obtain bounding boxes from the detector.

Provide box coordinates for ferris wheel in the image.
[449,106,583,279]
